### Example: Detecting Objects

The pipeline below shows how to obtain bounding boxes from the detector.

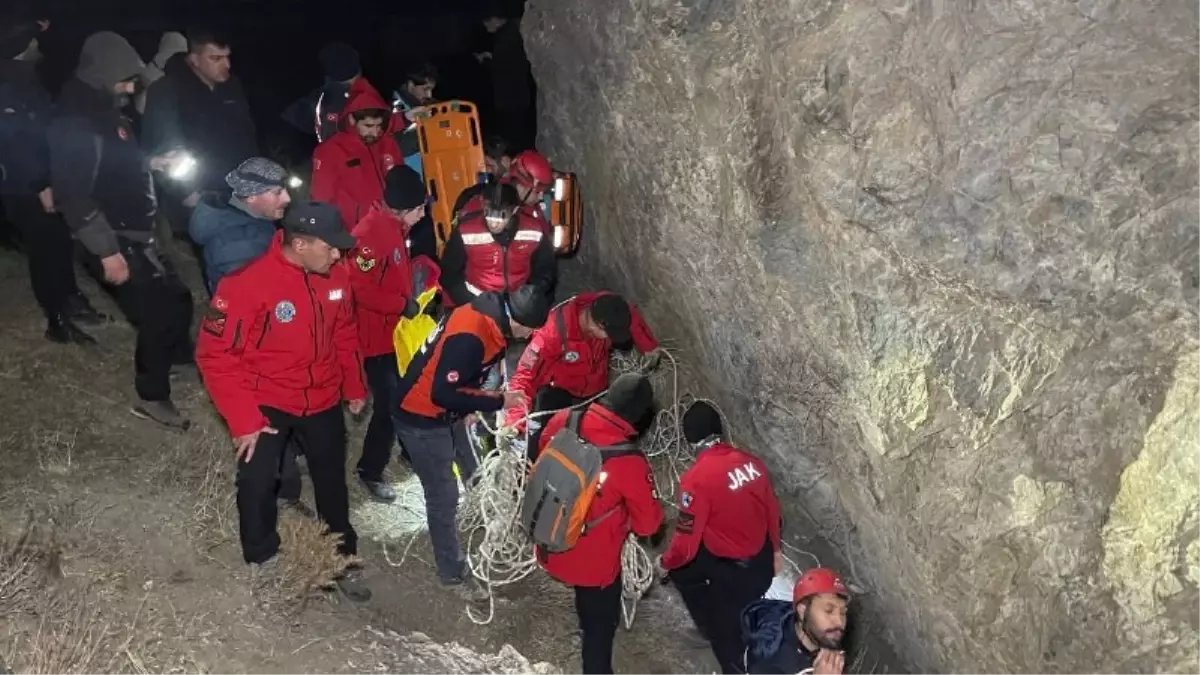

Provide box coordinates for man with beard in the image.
[658,400,784,674]
[310,86,402,228]
[742,568,851,674]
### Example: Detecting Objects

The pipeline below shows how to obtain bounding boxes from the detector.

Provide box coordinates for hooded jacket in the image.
[282,75,383,142]
[310,86,403,228]
[135,31,186,114]
[0,57,52,196]
[195,230,368,437]
[188,193,276,292]
[741,599,816,674]
[141,51,258,195]
[347,205,415,358]
[48,32,157,257]
[535,403,663,588]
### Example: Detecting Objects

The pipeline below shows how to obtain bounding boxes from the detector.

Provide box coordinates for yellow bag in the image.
[393,286,441,377]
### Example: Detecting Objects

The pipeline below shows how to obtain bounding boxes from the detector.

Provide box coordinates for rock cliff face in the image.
[525,0,1199,671]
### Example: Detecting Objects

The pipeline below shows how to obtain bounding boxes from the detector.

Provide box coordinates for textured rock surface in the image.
[525,0,1199,671]
[358,627,559,674]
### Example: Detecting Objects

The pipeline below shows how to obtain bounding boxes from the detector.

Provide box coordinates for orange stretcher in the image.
[545,171,583,256]
[413,101,486,256]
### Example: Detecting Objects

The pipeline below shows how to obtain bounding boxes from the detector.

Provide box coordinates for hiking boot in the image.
[132,399,191,430]
[250,555,280,592]
[444,575,489,602]
[65,292,107,327]
[280,498,316,520]
[336,567,372,603]
[44,314,96,345]
[358,474,397,502]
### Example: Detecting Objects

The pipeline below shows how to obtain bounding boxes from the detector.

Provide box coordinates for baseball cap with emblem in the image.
[283,201,356,249]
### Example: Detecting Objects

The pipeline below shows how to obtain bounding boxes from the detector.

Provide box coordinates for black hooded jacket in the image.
[141,52,257,196]
[47,32,157,258]
[0,57,52,196]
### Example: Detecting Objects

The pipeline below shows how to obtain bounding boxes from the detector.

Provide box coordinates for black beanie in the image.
[589,293,633,345]
[507,285,550,329]
[384,166,427,211]
[682,400,723,443]
[603,374,655,426]
[318,42,360,81]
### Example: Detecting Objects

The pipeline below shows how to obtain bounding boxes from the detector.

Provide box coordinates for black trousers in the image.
[277,437,305,502]
[357,354,399,481]
[574,577,622,674]
[95,240,194,401]
[527,385,584,462]
[670,542,774,674]
[236,404,357,564]
[5,195,79,317]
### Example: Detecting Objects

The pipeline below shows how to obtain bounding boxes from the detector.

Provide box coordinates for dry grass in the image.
[0,516,61,616]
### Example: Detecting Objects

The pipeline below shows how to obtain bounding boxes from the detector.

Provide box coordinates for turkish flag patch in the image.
[446,371,460,383]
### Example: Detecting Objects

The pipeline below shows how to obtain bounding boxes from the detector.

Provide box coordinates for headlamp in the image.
[287,175,303,189]
[168,153,197,181]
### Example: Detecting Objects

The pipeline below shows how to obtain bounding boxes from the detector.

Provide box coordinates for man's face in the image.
[391,204,426,228]
[798,595,849,650]
[405,80,436,105]
[485,207,515,234]
[246,187,291,221]
[485,155,512,176]
[293,236,341,275]
[355,116,385,144]
[516,183,544,206]
[189,44,231,85]
[582,312,609,340]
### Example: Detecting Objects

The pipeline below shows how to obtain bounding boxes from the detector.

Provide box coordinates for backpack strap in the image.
[554,306,567,352]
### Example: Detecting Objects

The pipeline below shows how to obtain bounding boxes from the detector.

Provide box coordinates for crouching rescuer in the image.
[660,401,784,674]
[522,374,664,675]
[392,285,550,599]
[195,201,370,601]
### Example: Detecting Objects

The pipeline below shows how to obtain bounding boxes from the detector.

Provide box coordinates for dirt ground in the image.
[0,245,725,674]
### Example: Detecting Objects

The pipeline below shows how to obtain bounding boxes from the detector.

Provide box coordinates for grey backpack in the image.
[521,406,640,553]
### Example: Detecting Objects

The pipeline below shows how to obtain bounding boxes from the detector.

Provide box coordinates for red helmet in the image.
[793,568,850,603]
[508,150,553,190]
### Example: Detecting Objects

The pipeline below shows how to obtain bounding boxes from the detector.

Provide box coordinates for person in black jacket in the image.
[141,27,258,238]
[0,18,103,344]
[281,41,365,144]
[48,31,195,430]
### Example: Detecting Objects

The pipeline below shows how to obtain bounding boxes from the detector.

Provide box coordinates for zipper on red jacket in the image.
[302,273,319,415]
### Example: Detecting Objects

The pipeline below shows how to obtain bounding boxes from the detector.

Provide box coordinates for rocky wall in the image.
[524,0,1200,671]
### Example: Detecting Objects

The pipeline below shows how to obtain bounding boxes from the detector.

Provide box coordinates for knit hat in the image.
[384,166,427,211]
[318,42,360,82]
[602,374,655,426]
[589,294,633,345]
[225,157,288,198]
[75,31,145,91]
[507,285,550,329]
[682,400,723,444]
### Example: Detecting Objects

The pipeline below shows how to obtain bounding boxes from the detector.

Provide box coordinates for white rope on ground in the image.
[619,534,655,630]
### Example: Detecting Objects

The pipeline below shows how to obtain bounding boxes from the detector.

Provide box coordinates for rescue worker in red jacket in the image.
[505,292,661,456]
[534,374,664,674]
[440,180,556,307]
[346,166,429,502]
[392,285,550,599]
[195,201,370,602]
[310,85,403,228]
[659,400,784,674]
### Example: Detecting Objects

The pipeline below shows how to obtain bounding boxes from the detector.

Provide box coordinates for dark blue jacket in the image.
[188,194,275,292]
[743,599,817,674]
[0,59,52,196]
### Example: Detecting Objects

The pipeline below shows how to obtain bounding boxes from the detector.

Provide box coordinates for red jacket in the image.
[347,206,413,357]
[311,86,403,227]
[505,292,659,427]
[196,232,368,437]
[661,442,781,570]
[536,404,663,588]
[439,193,557,307]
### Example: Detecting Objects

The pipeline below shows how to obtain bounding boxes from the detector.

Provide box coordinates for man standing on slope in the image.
[195,201,370,602]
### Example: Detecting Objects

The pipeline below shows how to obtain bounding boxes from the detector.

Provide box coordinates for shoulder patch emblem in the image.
[383,154,396,169]
[392,247,402,263]
[116,126,129,140]
[564,351,580,363]
[356,254,376,272]
[680,492,693,509]
[213,296,228,310]
[446,370,460,383]
[274,300,296,323]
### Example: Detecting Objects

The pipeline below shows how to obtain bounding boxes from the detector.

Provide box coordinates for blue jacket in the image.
[188,195,276,292]
[742,599,817,674]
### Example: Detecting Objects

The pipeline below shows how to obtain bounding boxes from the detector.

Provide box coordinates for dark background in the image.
[22,0,530,166]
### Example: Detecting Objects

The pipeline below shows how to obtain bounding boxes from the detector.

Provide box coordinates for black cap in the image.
[590,293,633,345]
[603,374,655,426]
[682,400,723,443]
[283,201,355,249]
[318,41,360,82]
[507,285,550,329]
[384,166,427,211]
